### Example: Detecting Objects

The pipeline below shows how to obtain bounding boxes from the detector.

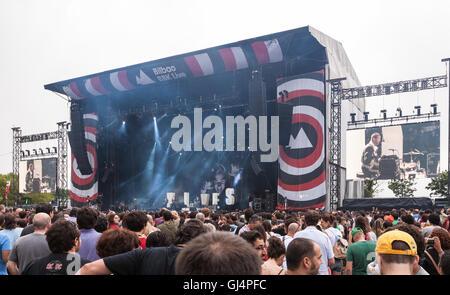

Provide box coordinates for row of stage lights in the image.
[20,147,58,158]
[350,104,438,123]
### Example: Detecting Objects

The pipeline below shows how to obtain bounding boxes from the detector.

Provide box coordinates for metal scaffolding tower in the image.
[11,123,69,204]
[11,127,22,200]
[327,74,447,210]
[328,78,345,210]
[57,122,69,191]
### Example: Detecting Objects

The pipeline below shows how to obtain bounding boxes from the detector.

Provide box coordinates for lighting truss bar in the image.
[20,131,59,143]
[341,75,447,100]
[347,112,440,130]
[20,151,58,159]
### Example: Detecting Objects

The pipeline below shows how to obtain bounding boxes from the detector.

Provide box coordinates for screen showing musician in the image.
[361,132,381,178]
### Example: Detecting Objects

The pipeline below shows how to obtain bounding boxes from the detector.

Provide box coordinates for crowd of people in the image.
[0,202,449,275]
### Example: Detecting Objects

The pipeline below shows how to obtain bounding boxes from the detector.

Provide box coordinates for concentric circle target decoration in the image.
[70,113,99,203]
[276,70,326,210]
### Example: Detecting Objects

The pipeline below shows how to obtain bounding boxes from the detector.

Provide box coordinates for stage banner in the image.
[276,70,326,210]
[70,113,99,203]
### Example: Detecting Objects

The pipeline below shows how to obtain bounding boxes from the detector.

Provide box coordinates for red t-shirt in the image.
[109,224,120,230]
[139,236,146,249]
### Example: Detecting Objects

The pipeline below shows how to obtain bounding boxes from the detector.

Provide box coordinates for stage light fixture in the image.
[20,151,25,157]
[39,148,44,154]
[46,148,51,153]
[26,150,30,156]
[53,147,57,153]
[404,82,409,92]
[350,113,356,123]
[363,112,369,121]
[380,109,387,119]
[414,105,421,115]
[396,107,403,117]
[431,104,438,114]
[122,121,126,125]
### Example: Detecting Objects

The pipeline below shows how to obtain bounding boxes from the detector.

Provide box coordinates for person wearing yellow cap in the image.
[375,230,419,275]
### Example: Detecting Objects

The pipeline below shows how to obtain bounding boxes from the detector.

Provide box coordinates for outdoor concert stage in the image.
[44,26,361,211]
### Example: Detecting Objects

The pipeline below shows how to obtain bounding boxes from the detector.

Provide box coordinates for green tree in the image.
[426,170,448,198]
[388,178,416,198]
[27,193,55,204]
[364,179,380,198]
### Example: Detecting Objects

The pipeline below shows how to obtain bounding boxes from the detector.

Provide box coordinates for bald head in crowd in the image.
[288,222,300,235]
[33,213,51,232]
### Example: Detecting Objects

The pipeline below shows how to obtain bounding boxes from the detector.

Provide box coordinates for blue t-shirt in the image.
[0,228,23,249]
[0,234,11,275]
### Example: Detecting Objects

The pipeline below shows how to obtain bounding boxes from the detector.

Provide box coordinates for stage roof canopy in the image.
[44,26,360,101]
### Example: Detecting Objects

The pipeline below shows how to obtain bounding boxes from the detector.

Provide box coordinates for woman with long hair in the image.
[372,218,385,238]
[107,212,120,230]
[349,216,376,244]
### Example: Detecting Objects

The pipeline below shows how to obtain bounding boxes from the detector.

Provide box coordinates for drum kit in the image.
[361,149,429,180]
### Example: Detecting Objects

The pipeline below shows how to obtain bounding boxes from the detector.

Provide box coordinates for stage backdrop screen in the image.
[346,121,440,181]
[19,158,57,194]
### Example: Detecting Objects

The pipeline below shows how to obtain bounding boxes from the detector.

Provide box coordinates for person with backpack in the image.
[321,213,345,274]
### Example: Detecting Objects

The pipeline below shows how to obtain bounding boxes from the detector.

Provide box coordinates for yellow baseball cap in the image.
[375,230,417,256]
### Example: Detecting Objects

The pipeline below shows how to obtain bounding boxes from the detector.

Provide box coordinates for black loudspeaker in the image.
[248,70,266,116]
[264,190,276,212]
[69,102,93,175]
[278,101,293,146]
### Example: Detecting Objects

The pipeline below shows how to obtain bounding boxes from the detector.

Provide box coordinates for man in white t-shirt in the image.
[281,221,301,270]
[294,211,334,275]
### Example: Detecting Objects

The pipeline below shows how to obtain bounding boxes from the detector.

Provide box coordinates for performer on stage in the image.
[361,132,382,178]
[25,161,34,193]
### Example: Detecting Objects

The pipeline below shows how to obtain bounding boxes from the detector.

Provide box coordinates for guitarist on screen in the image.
[361,132,381,178]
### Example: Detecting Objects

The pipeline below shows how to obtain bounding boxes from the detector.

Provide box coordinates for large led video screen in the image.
[19,158,57,194]
[346,121,440,181]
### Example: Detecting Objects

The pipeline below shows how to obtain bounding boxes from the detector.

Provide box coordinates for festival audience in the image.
[146,230,172,248]
[240,230,267,262]
[21,203,53,237]
[293,210,334,275]
[422,213,445,237]
[285,238,322,275]
[7,213,51,274]
[175,232,261,275]
[107,213,120,230]
[0,204,448,277]
[157,210,180,242]
[345,227,376,275]
[96,228,140,258]
[76,207,101,261]
[261,237,286,275]
[375,230,418,275]
[422,228,450,275]
[122,210,148,248]
[76,219,206,275]
[0,214,23,248]
[22,220,89,275]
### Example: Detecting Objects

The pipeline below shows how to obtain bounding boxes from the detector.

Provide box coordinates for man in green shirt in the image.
[157,210,180,242]
[345,227,376,275]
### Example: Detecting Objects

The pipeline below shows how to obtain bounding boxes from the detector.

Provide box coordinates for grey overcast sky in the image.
[0,0,449,174]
